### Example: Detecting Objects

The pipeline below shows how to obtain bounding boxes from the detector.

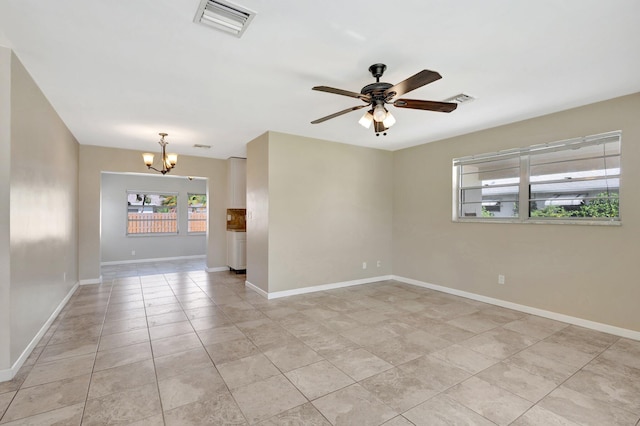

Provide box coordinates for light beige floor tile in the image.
[511,405,582,426]
[151,332,202,358]
[381,416,415,426]
[217,353,280,390]
[83,383,162,425]
[22,353,94,388]
[285,360,354,400]
[504,342,583,383]
[539,386,639,426]
[98,328,149,351]
[105,307,146,322]
[2,374,90,423]
[0,402,84,426]
[258,402,330,426]
[339,325,396,346]
[398,354,471,391]
[189,313,233,331]
[145,310,187,327]
[403,394,496,426]
[584,353,640,382]
[163,391,247,425]
[545,325,619,356]
[0,391,16,418]
[101,316,148,336]
[360,367,438,412]
[88,359,156,399]
[158,365,227,411]
[145,303,184,318]
[364,336,426,366]
[461,328,538,359]
[126,413,166,426]
[430,343,500,374]
[301,332,360,358]
[94,341,152,371]
[477,362,560,403]
[37,339,98,364]
[562,369,640,414]
[445,377,533,425]
[328,348,393,381]
[47,325,102,346]
[232,375,307,424]
[503,315,569,340]
[196,325,246,346]
[205,337,261,365]
[312,383,397,426]
[263,341,323,372]
[148,320,194,340]
[597,338,640,370]
[154,347,214,380]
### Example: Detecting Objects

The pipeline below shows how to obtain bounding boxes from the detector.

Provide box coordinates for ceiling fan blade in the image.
[384,70,442,99]
[311,104,368,124]
[313,86,371,102]
[393,99,458,113]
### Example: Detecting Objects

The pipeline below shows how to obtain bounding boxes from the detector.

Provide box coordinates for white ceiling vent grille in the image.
[194,0,256,38]
[444,93,475,104]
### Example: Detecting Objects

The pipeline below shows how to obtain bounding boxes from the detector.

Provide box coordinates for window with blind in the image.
[453,131,621,223]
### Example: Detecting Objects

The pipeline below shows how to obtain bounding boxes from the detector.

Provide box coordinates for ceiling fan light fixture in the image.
[382,111,396,128]
[358,110,373,128]
[373,104,387,122]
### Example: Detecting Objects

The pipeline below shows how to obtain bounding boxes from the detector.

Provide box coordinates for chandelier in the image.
[142,133,178,175]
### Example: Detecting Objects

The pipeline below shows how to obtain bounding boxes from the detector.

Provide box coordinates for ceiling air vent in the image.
[193,144,211,149]
[194,0,256,38]
[444,93,475,104]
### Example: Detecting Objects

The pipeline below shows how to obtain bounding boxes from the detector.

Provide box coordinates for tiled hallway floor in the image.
[1,269,639,425]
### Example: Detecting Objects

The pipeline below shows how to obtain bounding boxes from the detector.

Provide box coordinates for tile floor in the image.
[1,266,639,425]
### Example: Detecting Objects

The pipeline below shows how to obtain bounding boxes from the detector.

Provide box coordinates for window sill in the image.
[453,218,621,226]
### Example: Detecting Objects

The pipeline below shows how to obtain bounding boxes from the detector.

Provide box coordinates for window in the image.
[453,131,621,223]
[127,192,178,234]
[188,193,207,233]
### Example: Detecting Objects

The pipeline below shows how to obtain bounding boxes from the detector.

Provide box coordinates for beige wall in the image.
[7,51,79,364]
[0,47,11,370]
[78,145,227,281]
[393,93,640,332]
[246,132,269,292]
[249,132,393,293]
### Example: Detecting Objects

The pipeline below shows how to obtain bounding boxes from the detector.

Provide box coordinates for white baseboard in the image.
[245,280,268,298]
[0,282,79,382]
[392,275,640,341]
[101,255,205,266]
[206,266,230,272]
[79,276,102,286]
[246,275,393,300]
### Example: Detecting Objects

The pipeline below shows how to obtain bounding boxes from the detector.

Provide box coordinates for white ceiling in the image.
[1,0,639,159]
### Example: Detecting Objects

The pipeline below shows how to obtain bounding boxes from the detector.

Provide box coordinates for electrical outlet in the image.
[132,250,136,256]
[63,272,66,282]
[498,274,505,285]
[377,260,381,267]
[362,262,367,269]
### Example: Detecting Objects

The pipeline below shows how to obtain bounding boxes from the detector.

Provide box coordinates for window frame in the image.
[452,131,621,225]
[126,191,179,236]
[187,193,207,235]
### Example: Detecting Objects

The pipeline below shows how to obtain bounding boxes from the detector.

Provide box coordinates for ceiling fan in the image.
[311,64,457,136]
